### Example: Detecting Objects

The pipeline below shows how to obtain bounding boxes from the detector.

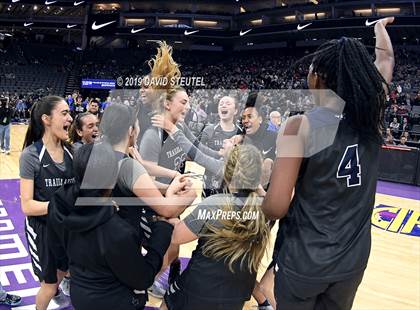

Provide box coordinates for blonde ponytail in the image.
[201,144,270,273]
[148,41,181,91]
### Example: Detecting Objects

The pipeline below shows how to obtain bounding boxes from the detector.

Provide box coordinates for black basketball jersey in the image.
[31,141,75,222]
[202,123,241,198]
[204,123,241,152]
[156,129,187,184]
[177,196,257,303]
[275,108,379,282]
[243,125,277,161]
[137,104,155,146]
[112,152,153,242]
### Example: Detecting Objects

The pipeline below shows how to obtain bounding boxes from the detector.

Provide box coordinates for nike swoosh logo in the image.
[365,19,381,27]
[67,24,77,29]
[24,22,34,27]
[297,23,312,31]
[74,0,85,5]
[262,148,273,155]
[45,0,57,5]
[184,30,199,35]
[131,27,146,34]
[91,20,116,30]
[3,33,12,37]
[12,0,20,3]
[239,29,252,36]
[43,164,50,168]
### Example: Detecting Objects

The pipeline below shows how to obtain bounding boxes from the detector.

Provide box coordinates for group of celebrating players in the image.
[17,17,394,310]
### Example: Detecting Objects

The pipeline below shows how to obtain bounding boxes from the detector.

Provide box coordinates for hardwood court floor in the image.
[1,124,419,310]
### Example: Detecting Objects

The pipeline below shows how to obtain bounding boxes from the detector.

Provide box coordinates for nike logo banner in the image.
[184,30,199,35]
[87,14,119,34]
[239,29,252,36]
[92,20,117,30]
[365,19,381,27]
[131,27,146,34]
[297,23,312,31]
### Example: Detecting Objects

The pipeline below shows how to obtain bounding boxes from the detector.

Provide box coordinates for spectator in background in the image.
[385,128,395,145]
[267,110,281,133]
[15,98,27,122]
[400,131,411,142]
[401,117,410,132]
[194,102,207,123]
[66,95,74,106]
[399,136,409,147]
[414,91,420,106]
[0,97,13,155]
[100,97,111,113]
[73,96,86,117]
[83,97,90,107]
[87,99,101,118]
[389,117,400,137]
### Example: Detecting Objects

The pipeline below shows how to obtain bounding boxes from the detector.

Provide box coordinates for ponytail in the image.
[201,191,270,273]
[23,96,72,153]
[23,101,43,149]
[201,144,270,273]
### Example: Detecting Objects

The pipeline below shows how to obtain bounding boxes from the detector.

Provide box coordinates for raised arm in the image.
[171,130,223,175]
[181,123,220,158]
[374,17,395,85]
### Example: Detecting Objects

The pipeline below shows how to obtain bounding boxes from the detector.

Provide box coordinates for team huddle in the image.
[18,17,394,310]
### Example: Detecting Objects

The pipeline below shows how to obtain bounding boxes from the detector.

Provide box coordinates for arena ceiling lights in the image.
[193,20,218,28]
[159,19,179,26]
[250,19,262,26]
[125,18,146,26]
[94,3,120,11]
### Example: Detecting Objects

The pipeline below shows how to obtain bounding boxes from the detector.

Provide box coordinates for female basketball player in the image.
[200,95,241,197]
[48,141,175,310]
[140,86,190,184]
[161,144,270,310]
[138,42,195,297]
[20,96,74,310]
[99,103,196,228]
[262,17,394,309]
[68,112,99,152]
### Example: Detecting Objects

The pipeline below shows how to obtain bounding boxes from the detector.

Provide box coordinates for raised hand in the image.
[151,114,178,134]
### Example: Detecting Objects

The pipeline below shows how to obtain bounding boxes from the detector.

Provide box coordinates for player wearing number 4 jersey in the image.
[262,17,395,310]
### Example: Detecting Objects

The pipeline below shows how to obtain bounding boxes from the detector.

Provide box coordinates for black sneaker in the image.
[168,259,181,285]
[0,293,22,306]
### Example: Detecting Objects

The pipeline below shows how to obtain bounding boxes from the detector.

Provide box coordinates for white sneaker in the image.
[59,277,71,296]
[50,290,71,309]
[147,281,167,299]
[0,149,4,153]
[5,150,10,155]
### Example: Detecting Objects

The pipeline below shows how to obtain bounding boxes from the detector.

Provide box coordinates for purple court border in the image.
[376,180,420,201]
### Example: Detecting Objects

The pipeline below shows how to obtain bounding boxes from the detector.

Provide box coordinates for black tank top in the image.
[178,195,257,303]
[112,151,155,242]
[275,107,379,282]
[31,140,75,222]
